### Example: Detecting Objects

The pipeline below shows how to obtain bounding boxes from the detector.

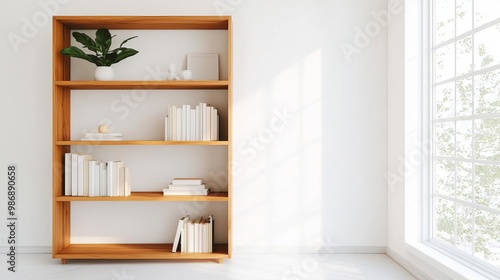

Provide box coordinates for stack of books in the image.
[172,215,214,253]
[64,153,131,197]
[81,133,123,141]
[164,102,219,141]
[163,178,209,196]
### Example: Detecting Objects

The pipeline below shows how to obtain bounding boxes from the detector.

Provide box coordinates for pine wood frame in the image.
[52,16,232,264]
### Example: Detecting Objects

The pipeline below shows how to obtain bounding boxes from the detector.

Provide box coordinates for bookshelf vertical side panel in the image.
[52,18,71,257]
[226,17,233,258]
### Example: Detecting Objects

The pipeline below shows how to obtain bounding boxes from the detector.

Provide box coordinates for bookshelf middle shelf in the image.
[55,192,228,202]
[56,140,229,146]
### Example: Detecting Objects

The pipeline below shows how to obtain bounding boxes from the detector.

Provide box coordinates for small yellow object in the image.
[97,124,109,133]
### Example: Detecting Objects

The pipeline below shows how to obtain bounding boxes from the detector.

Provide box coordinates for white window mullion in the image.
[470,0,476,258]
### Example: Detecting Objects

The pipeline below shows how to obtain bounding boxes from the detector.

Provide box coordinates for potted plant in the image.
[60,28,139,80]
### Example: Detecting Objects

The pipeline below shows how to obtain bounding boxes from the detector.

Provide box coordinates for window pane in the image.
[457,0,473,35]
[435,121,455,157]
[435,82,455,119]
[475,118,500,161]
[456,120,473,158]
[456,204,473,254]
[456,78,473,116]
[475,164,500,209]
[474,209,500,268]
[474,69,500,115]
[435,0,455,44]
[436,198,455,244]
[474,24,500,70]
[457,36,473,76]
[436,159,455,196]
[436,43,455,82]
[474,0,500,28]
[456,161,473,202]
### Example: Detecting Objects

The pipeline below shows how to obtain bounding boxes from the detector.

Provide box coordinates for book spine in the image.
[64,153,72,196]
[71,154,78,196]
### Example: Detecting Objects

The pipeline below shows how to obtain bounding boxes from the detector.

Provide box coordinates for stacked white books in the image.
[81,133,123,141]
[172,215,214,253]
[164,102,219,141]
[163,178,209,196]
[64,153,131,197]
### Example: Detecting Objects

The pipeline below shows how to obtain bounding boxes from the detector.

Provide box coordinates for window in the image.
[430,0,500,274]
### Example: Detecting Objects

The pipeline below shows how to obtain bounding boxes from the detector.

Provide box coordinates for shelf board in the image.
[54,16,230,30]
[55,80,229,90]
[55,192,228,202]
[56,140,228,146]
[55,243,229,260]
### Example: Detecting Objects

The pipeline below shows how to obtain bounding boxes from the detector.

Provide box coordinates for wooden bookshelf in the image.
[52,16,232,263]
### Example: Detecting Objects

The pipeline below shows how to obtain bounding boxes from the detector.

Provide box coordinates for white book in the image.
[195,105,201,141]
[209,215,214,252]
[124,167,131,196]
[201,103,207,141]
[191,109,196,142]
[172,178,204,185]
[187,219,195,253]
[163,189,209,196]
[99,162,107,197]
[88,160,98,197]
[77,154,92,196]
[168,184,207,190]
[84,133,122,137]
[94,162,100,197]
[206,106,212,141]
[106,161,114,197]
[118,163,125,197]
[186,105,191,141]
[202,218,208,253]
[176,107,182,141]
[194,217,202,253]
[165,116,170,141]
[172,215,190,253]
[64,153,72,196]
[211,108,218,141]
[181,217,190,253]
[71,154,78,196]
[171,105,177,141]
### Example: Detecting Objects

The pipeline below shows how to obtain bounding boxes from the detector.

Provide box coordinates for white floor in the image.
[1,254,417,280]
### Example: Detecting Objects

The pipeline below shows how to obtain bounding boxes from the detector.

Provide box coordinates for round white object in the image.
[98,124,109,133]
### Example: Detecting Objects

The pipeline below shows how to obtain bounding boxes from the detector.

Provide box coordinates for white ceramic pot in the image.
[94,66,115,81]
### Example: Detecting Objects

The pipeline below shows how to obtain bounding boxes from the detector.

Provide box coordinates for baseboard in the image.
[386,247,433,280]
[0,246,51,254]
[234,246,387,254]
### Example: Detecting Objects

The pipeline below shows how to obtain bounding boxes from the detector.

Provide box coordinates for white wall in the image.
[0,0,388,252]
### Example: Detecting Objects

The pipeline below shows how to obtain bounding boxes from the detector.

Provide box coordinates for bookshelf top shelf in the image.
[55,80,229,90]
[53,16,230,30]
[55,192,228,202]
[56,140,228,146]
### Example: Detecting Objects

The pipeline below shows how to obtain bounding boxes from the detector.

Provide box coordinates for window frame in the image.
[423,0,500,278]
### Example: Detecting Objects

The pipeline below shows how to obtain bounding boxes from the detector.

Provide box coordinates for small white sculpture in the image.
[167,63,179,81]
[97,124,109,133]
[181,70,193,80]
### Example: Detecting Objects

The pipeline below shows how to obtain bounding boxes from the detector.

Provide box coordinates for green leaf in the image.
[72,32,97,51]
[112,48,139,65]
[95,28,112,49]
[60,46,94,64]
[120,36,138,48]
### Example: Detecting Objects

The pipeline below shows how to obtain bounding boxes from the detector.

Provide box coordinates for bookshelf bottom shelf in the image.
[55,243,229,262]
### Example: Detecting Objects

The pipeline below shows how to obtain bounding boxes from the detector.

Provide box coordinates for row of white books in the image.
[163,178,210,196]
[165,103,219,141]
[64,153,131,197]
[81,133,123,141]
[172,215,214,253]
